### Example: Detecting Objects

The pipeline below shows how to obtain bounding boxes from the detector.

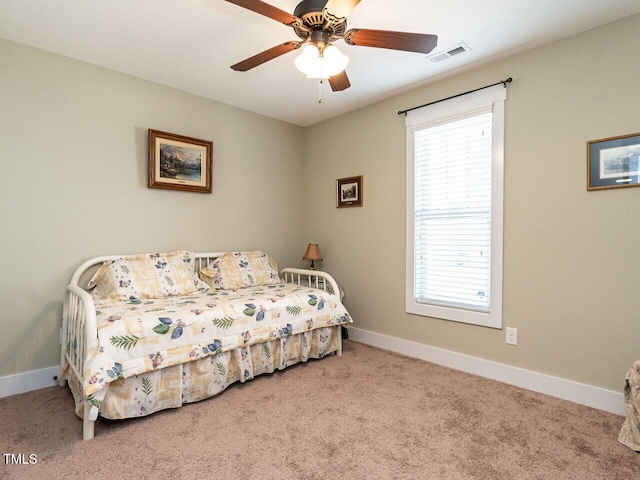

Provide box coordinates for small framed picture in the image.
[148,129,213,193]
[587,132,640,191]
[337,176,363,208]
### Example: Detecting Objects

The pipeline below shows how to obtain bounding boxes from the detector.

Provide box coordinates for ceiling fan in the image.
[226,0,438,92]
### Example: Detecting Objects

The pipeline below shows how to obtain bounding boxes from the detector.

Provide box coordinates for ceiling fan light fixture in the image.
[294,43,349,79]
[226,0,438,93]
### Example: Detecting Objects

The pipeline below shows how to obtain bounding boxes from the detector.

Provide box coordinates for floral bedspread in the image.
[82,283,352,407]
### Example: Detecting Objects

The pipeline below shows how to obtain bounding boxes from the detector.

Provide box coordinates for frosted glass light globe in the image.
[295,44,349,79]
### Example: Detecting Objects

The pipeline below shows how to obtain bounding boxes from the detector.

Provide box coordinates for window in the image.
[405,85,506,328]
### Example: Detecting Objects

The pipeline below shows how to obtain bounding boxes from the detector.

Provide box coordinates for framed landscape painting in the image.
[148,129,213,193]
[587,132,640,191]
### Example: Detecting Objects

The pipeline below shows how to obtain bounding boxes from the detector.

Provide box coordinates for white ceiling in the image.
[1,0,639,127]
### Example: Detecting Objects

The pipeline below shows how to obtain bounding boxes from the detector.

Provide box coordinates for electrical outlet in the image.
[506,327,518,345]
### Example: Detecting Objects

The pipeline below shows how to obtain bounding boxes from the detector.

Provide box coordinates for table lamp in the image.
[303,243,323,270]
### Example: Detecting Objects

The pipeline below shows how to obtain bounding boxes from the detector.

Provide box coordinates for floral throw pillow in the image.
[200,251,280,290]
[88,251,206,302]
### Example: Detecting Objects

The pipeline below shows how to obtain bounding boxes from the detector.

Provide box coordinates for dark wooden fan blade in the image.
[329,70,351,91]
[323,0,361,21]
[344,29,438,54]
[231,42,300,71]
[225,0,298,25]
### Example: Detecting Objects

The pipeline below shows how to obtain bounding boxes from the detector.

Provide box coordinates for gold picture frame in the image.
[148,129,213,193]
[337,175,363,208]
[587,132,640,191]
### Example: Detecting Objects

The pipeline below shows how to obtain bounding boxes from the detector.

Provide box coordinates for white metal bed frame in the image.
[58,252,344,440]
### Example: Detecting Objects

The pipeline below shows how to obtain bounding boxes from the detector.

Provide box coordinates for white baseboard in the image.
[348,328,626,416]
[0,366,60,399]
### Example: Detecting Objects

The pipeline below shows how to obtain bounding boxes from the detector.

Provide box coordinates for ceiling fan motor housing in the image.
[293,0,347,39]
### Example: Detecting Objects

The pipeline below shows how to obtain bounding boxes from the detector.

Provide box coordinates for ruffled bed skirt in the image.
[66,326,341,420]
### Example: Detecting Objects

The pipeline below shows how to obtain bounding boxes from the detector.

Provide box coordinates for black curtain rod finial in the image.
[398,77,513,116]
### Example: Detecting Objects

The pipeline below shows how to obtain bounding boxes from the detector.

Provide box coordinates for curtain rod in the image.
[397,77,512,116]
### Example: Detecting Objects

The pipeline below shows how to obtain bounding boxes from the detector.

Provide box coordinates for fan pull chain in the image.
[318,78,323,104]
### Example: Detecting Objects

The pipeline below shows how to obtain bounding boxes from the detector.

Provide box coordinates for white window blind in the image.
[406,84,505,328]
[414,111,492,312]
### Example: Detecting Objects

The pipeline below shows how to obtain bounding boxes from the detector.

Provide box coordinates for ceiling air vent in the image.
[427,43,471,63]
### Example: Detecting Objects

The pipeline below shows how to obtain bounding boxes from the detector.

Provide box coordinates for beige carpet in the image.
[1,341,638,479]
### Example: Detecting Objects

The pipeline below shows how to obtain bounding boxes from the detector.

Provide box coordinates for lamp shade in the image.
[294,44,349,79]
[303,243,323,261]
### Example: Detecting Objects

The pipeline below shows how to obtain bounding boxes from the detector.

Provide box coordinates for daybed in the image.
[58,250,352,440]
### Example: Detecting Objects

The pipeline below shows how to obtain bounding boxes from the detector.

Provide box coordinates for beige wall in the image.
[302,14,640,392]
[2,14,639,394]
[0,38,304,377]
